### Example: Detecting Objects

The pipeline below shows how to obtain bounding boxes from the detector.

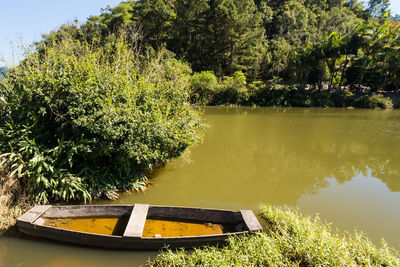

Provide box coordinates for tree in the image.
[195,0,265,78]
[354,19,392,90]
[367,0,390,18]
[133,0,177,47]
[169,0,210,72]
[35,0,400,90]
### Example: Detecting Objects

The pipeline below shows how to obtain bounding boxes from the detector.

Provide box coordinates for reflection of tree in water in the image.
[141,108,400,208]
[198,107,400,205]
[307,140,400,192]
[0,241,7,266]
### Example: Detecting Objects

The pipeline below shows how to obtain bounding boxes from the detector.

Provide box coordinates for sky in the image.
[391,0,400,15]
[0,0,400,66]
[0,0,121,65]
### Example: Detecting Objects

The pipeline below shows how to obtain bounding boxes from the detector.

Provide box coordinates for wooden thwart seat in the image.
[18,205,51,224]
[240,210,262,231]
[123,204,149,237]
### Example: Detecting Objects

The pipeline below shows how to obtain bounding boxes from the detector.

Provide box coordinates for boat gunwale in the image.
[40,204,243,214]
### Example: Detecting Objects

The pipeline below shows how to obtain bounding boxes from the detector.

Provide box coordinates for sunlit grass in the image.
[150,205,400,266]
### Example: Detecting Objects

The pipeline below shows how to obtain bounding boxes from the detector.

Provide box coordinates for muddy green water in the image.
[1,107,400,266]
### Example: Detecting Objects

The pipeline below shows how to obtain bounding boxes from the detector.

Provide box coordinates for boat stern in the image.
[17,205,51,229]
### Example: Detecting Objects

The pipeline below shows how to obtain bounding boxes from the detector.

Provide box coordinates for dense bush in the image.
[353,94,394,109]
[212,71,248,105]
[0,36,204,203]
[190,71,218,104]
[151,205,400,266]
[190,71,249,105]
[330,91,355,107]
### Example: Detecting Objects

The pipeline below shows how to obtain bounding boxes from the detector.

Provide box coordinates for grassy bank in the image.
[151,205,400,266]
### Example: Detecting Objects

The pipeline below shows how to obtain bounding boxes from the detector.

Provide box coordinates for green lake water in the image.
[1,107,400,266]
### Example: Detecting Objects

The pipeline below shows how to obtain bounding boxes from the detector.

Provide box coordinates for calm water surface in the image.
[1,107,400,266]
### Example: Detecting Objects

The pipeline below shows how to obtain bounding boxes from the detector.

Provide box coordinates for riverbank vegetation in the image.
[0,35,204,208]
[151,205,400,266]
[191,70,396,108]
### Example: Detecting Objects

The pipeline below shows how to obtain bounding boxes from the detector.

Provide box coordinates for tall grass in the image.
[151,205,400,266]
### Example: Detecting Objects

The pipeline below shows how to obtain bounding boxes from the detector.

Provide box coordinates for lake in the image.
[1,107,400,266]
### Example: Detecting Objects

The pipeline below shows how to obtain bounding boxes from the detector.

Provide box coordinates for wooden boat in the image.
[17,204,263,250]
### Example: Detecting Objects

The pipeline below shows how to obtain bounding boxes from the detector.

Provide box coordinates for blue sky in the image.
[0,0,121,65]
[1,0,400,66]
[391,0,400,15]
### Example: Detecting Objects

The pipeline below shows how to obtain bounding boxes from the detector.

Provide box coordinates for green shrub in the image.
[311,91,334,107]
[288,89,313,107]
[248,82,313,107]
[247,81,270,105]
[247,80,292,106]
[331,91,355,107]
[213,71,248,105]
[353,94,393,109]
[151,205,400,266]
[190,71,218,104]
[0,36,204,203]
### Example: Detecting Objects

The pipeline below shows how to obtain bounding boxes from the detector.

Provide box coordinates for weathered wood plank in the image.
[43,205,132,218]
[30,205,51,214]
[18,205,51,223]
[35,217,46,226]
[123,204,149,237]
[240,210,263,232]
[18,212,40,224]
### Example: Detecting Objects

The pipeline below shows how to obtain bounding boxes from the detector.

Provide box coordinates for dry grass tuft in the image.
[0,163,31,232]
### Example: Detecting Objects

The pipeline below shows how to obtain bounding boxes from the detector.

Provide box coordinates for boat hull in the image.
[17,204,262,250]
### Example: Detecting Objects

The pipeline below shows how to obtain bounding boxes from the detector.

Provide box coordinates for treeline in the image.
[39,0,400,94]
